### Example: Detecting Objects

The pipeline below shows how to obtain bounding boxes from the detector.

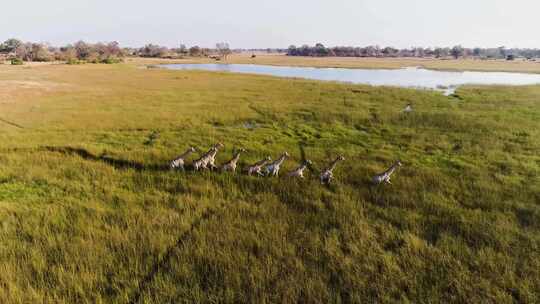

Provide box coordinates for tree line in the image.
[0,39,124,63]
[286,43,540,59]
[129,42,231,59]
[0,38,233,63]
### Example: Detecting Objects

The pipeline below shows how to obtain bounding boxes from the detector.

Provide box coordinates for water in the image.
[160,63,540,95]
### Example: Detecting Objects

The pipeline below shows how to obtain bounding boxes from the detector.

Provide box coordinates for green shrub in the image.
[66,58,85,65]
[10,58,23,65]
[101,57,123,64]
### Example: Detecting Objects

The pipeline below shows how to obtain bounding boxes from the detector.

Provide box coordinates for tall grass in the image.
[0,63,538,303]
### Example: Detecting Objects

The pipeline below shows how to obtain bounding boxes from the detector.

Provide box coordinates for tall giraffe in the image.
[192,143,223,171]
[287,160,312,179]
[246,156,272,176]
[221,148,246,172]
[320,155,345,185]
[265,152,289,176]
[205,142,224,170]
[169,146,197,171]
[372,160,402,185]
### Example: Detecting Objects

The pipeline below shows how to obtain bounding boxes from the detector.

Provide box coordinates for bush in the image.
[10,58,23,65]
[101,57,122,64]
[66,58,85,65]
[65,57,122,65]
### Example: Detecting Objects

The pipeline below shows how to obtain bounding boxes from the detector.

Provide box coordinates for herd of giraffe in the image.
[169,143,401,185]
[168,104,413,185]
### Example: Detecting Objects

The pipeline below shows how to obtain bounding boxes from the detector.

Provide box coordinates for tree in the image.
[413,47,425,58]
[364,46,377,57]
[287,45,297,56]
[314,43,329,57]
[31,43,52,61]
[450,45,464,59]
[105,41,122,58]
[498,46,507,59]
[139,44,168,58]
[473,48,482,57]
[0,38,23,53]
[59,45,78,61]
[189,46,201,56]
[382,47,398,57]
[178,44,187,55]
[216,42,231,59]
[74,41,92,60]
[295,45,307,56]
[15,43,31,60]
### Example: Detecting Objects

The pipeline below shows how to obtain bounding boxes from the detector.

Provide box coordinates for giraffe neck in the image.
[201,147,213,157]
[179,149,194,159]
[327,158,342,172]
[273,155,287,166]
[230,151,242,163]
[208,147,219,158]
[258,159,270,167]
[384,164,398,176]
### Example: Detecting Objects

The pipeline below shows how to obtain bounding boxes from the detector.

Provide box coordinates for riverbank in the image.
[126,53,540,74]
[4,55,540,74]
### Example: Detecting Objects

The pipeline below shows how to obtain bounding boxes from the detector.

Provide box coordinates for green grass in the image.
[0,63,539,303]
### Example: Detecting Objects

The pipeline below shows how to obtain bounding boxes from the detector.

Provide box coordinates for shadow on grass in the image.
[127,208,217,304]
[42,146,169,172]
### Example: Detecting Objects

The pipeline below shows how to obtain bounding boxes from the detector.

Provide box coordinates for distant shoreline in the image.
[125,54,540,75]
[4,54,540,75]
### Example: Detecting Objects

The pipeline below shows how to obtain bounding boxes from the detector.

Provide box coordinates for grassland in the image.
[144,53,540,74]
[0,62,539,303]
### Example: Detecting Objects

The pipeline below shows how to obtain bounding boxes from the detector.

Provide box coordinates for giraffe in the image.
[205,143,224,170]
[287,160,312,179]
[169,146,196,171]
[372,160,402,185]
[403,103,413,113]
[265,152,289,177]
[221,148,246,172]
[320,155,345,185]
[246,156,272,176]
[192,143,223,171]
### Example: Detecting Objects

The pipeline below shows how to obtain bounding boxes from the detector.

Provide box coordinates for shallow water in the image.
[161,63,540,95]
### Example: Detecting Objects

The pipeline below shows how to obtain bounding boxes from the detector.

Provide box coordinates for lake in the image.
[161,63,540,95]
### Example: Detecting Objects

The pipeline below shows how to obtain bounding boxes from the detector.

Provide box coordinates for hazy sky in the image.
[2,0,539,48]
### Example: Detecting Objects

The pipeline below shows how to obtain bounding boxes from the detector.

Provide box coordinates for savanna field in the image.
[0,61,539,303]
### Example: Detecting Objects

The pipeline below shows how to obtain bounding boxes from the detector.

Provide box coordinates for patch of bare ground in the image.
[0,80,71,103]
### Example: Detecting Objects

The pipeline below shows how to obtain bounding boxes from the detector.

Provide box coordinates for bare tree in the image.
[31,43,52,61]
[216,42,231,60]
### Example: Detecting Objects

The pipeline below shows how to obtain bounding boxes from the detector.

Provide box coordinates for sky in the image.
[1,0,539,49]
